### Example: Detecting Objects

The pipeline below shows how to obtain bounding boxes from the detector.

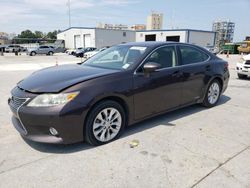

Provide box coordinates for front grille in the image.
[10,96,28,111]
[245,60,250,65]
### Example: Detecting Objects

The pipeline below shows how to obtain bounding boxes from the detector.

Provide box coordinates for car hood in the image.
[18,64,119,93]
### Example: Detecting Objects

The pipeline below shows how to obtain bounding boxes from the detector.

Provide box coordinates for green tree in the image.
[34,31,44,38]
[46,30,60,39]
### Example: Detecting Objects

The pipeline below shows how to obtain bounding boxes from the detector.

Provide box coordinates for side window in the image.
[145,46,177,69]
[180,46,209,65]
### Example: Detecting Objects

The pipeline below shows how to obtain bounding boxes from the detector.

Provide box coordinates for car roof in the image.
[119,41,191,48]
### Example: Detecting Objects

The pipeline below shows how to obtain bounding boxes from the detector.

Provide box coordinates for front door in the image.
[133,45,183,120]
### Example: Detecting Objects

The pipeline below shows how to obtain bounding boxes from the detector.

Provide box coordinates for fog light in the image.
[49,127,58,136]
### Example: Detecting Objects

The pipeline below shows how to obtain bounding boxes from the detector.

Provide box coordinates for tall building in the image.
[212,20,235,47]
[147,12,163,30]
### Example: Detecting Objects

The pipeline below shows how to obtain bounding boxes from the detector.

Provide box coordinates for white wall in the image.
[188,31,216,47]
[136,31,187,42]
[95,29,135,49]
[57,28,95,49]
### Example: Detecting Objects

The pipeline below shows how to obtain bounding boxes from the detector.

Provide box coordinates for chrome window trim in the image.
[134,44,212,75]
[178,44,211,64]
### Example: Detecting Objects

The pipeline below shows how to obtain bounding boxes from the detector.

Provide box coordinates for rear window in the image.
[180,46,209,65]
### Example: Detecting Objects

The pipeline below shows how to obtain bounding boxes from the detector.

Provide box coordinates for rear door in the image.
[133,45,183,120]
[177,45,211,105]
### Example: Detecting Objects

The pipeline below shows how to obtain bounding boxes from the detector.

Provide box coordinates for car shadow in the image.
[24,95,231,154]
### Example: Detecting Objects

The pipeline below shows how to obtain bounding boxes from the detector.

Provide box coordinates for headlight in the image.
[27,92,79,107]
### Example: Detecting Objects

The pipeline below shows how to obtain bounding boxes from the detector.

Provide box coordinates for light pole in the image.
[67,0,71,28]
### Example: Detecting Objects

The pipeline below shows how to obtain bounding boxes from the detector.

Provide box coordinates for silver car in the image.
[27,46,55,56]
[5,45,23,53]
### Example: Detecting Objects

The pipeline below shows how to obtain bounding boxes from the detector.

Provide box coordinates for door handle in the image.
[172,71,183,77]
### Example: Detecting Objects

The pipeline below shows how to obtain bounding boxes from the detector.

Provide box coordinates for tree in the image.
[17,30,36,39]
[46,30,60,40]
[34,31,44,38]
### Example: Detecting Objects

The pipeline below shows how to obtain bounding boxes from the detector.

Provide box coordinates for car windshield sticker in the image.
[122,64,130,69]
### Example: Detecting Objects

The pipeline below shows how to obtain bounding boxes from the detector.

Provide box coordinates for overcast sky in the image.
[0,0,249,41]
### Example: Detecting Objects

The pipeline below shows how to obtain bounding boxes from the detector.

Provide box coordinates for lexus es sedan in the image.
[8,42,230,146]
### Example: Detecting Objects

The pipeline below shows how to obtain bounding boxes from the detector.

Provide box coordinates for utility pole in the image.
[67,0,71,28]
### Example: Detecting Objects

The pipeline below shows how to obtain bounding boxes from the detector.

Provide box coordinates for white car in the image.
[236,54,250,79]
[84,47,108,59]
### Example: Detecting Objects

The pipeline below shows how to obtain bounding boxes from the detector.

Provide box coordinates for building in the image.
[130,24,146,31]
[96,23,128,30]
[57,27,135,49]
[147,12,163,30]
[212,20,235,47]
[136,29,216,47]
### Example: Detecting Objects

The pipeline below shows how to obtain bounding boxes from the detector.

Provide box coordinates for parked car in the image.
[27,46,55,56]
[8,42,229,145]
[204,46,220,55]
[75,47,96,57]
[5,45,24,53]
[236,54,250,79]
[84,47,109,59]
[66,47,84,55]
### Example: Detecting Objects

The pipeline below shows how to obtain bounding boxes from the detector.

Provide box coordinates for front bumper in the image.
[236,63,250,76]
[8,87,88,144]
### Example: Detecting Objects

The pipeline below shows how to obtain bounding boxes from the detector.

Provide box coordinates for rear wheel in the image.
[48,51,53,56]
[202,80,221,108]
[84,100,126,146]
[238,73,247,79]
[30,51,36,56]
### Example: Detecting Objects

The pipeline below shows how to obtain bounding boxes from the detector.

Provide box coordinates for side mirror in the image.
[143,62,161,74]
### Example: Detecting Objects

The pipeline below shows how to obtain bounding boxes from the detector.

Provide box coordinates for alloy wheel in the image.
[208,82,220,104]
[92,108,122,142]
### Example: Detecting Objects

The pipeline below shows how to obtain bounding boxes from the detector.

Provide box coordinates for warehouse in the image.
[136,29,216,47]
[57,28,216,49]
[57,27,136,49]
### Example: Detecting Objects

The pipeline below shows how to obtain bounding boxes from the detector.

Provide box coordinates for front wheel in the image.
[85,100,126,146]
[202,80,221,108]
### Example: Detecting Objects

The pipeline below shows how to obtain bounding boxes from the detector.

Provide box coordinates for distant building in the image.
[97,23,128,30]
[57,27,135,49]
[136,29,216,47]
[147,12,163,30]
[0,32,10,45]
[130,24,146,31]
[212,20,235,47]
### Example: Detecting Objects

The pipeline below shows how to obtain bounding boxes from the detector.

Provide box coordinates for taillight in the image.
[224,62,229,70]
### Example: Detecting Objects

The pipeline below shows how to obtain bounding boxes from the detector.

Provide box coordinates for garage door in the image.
[74,35,81,49]
[84,34,91,48]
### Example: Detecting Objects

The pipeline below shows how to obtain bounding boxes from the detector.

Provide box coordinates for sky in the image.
[0,0,249,41]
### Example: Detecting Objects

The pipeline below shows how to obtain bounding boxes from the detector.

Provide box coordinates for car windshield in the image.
[83,45,148,70]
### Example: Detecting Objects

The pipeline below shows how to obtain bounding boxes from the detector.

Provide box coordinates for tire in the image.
[30,51,36,56]
[84,100,126,146]
[238,73,247,79]
[48,51,53,56]
[202,79,221,108]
